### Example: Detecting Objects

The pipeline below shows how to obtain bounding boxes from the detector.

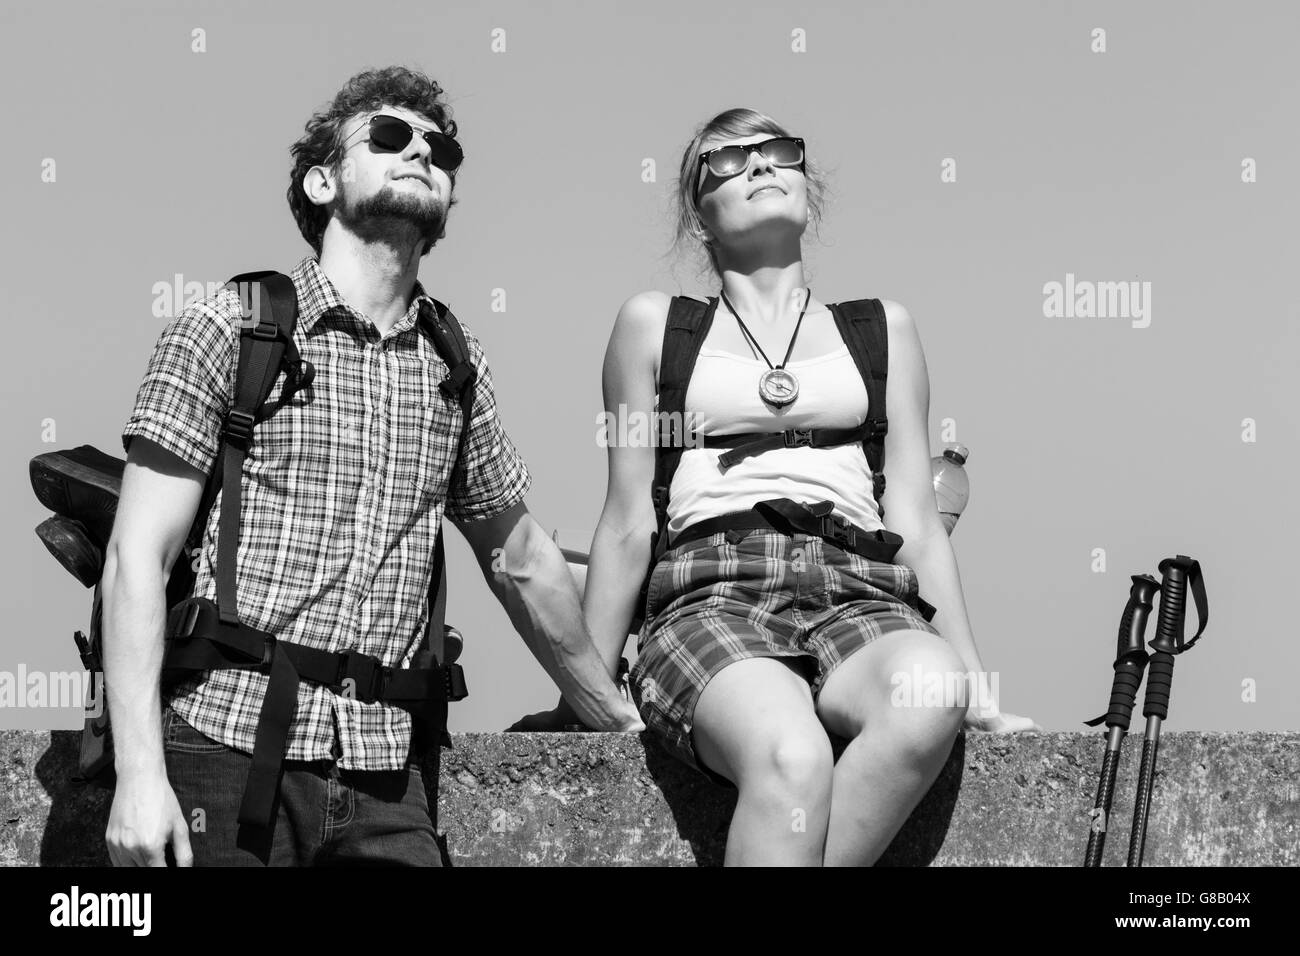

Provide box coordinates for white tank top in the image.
[667,343,884,536]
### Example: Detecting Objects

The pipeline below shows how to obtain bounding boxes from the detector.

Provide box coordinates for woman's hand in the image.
[963,708,1042,733]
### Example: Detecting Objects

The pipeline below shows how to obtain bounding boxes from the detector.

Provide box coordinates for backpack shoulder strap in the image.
[416,299,477,673]
[210,271,302,625]
[829,298,890,518]
[648,294,717,565]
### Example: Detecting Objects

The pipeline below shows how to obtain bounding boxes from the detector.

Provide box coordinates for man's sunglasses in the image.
[336,114,464,172]
[696,137,805,195]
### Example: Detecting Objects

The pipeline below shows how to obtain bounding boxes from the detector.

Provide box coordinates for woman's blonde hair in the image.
[670,108,827,279]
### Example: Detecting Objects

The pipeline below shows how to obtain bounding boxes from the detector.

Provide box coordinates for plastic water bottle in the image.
[931,444,970,535]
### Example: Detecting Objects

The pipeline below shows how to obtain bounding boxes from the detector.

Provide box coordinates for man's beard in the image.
[337,182,448,252]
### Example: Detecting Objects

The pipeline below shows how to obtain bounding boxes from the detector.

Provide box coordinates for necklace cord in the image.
[720,287,813,370]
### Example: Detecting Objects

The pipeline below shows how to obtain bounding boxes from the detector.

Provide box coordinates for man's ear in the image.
[302,163,339,207]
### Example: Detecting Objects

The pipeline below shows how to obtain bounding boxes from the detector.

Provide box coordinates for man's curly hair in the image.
[288,66,460,256]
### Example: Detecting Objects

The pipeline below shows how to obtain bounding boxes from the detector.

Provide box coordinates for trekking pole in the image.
[1127,555,1208,867]
[1082,574,1159,866]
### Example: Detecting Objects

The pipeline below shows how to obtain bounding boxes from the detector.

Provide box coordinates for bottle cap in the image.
[944,444,969,465]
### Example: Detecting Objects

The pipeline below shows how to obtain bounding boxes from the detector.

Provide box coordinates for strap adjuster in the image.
[444,662,468,702]
[178,600,202,639]
[785,428,815,448]
[250,318,279,341]
[438,361,475,399]
[819,513,856,548]
[868,417,888,439]
[336,650,387,701]
[223,408,256,450]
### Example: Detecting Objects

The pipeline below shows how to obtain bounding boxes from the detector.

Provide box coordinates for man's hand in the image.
[565,691,644,733]
[456,503,644,734]
[507,695,644,733]
[963,709,1042,733]
[106,770,193,867]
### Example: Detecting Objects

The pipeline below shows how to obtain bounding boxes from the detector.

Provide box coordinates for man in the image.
[101,65,642,867]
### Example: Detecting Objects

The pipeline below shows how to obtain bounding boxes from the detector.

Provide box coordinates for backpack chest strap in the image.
[693,420,885,469]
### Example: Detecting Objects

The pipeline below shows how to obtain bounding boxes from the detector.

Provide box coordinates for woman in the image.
[544,108,1038,866]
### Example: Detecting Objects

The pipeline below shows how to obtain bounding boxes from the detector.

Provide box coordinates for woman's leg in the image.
[814,630,968,866]
[692,657,835,866]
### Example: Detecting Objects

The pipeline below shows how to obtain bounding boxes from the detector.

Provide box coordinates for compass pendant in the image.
[759,367,799,407]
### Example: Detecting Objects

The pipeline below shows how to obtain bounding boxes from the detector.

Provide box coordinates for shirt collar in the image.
[290,255,440,336]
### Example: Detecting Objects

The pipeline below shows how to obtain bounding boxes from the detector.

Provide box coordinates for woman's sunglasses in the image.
[696,137,805,195]
[336,114,464,172]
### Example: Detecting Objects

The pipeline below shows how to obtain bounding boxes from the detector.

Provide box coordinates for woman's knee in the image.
[743,728,835,804]
[703,720,833,800]
[766,729,834,786]
[878,633,968,756]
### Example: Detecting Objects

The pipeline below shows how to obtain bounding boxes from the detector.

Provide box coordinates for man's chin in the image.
[340,196,446,250]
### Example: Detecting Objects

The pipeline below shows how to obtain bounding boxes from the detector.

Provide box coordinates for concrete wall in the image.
[2,730,1296,866]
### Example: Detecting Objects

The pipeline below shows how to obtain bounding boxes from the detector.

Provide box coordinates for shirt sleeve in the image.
[121,291,239,476]
[443,324,533,522]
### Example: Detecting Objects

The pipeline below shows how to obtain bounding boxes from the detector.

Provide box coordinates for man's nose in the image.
[403,131,433,164]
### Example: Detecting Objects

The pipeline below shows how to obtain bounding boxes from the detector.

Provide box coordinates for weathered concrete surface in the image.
[2,730,1296,866]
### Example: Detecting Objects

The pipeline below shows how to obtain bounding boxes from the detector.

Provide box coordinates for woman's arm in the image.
[877,299,1040,732]
[506,291,667,730]
[580,291,669,672]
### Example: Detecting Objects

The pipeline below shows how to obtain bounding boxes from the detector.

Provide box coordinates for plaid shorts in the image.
[631,528,941,783]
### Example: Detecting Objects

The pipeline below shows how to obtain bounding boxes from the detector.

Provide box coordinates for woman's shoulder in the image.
[616,290,673,323]
[875,298,913,330]
[610,290,675,350]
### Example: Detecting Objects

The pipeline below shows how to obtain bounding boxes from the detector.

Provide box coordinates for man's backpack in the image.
[30,270,474,831]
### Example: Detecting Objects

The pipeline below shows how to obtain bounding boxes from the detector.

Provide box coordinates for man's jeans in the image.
[162,703,442,866]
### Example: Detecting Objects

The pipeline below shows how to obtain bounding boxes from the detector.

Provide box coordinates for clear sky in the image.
[2,0,1296,734]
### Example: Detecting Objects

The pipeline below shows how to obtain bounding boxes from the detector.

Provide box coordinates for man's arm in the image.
[454,502,643,732]
[101,437,203,866]
[106,290,237,864]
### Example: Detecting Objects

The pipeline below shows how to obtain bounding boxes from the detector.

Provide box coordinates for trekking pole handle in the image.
[1142,558,1193,720]
[1084,574,1159,730]
[1119,574,1160,659]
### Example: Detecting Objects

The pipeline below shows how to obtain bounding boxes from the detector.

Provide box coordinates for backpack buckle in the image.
[868,418,888,439]
[335,650,386,701]
[819,513,856,548]
[223,409,256,451]
[786,428,815,448]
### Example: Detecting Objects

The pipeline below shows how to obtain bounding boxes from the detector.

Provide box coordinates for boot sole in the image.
[36,515,103,588]
[29,447,124,547]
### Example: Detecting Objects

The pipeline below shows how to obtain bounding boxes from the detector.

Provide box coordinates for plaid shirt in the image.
[122,255,531,770]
